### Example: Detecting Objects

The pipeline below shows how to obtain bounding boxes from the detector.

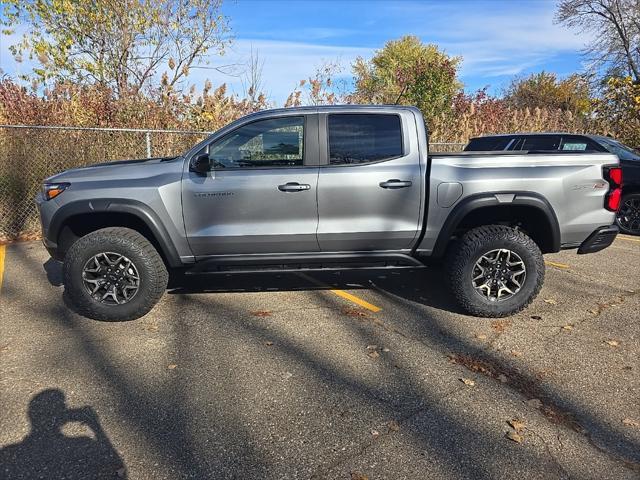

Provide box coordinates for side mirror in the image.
[190,154,212,174]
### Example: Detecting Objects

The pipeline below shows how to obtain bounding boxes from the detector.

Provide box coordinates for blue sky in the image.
[0,0,591,104]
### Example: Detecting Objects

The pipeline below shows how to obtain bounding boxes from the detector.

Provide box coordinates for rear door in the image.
[316,111,423,252]
[182,114,320,256]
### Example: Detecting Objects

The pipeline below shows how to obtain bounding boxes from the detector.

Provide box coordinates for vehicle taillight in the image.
[604,166,623,212]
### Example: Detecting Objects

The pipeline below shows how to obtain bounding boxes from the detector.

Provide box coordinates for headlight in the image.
[42,183,70,201]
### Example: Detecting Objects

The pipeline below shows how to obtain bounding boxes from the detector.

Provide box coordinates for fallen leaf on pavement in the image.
[544,298,558,305]
[475,334,488,340]
[491,320,511,332]
[505,431,524,443]
[343,307,368,317]
[508,418,526,433]
[622,418,639,428]
[526,398,543,409]
[460,378,475,386]
[604,340,619,347]
[530,315,542,320]
[167,364,177,370]
[367,350,380,359]
[562,325,573,331]
[387,420,400,432]
[350,472,369,480]
[251,310,272,317]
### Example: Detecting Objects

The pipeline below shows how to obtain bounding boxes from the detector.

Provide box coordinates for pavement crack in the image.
[527,427,571,480]
[310,385,464,479]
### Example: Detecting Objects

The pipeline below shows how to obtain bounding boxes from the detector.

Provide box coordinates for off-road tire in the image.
[446,225,545,317]
[63,227,168,321]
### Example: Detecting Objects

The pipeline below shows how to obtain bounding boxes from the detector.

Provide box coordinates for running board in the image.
[185,252,425,275]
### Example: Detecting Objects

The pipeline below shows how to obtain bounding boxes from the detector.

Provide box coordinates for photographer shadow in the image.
[0,389,127,479]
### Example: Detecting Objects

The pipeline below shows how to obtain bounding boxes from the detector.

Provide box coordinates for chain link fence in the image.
[0,124,465,242]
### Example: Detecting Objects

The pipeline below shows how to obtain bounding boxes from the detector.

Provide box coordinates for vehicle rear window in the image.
[521,136,561,151]
[328,114,403,165]
[597,137,640,161]
[464,136,514,151]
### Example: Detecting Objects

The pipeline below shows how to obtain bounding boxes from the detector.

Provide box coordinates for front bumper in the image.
[35,192,62,259]
[577,225,618,254]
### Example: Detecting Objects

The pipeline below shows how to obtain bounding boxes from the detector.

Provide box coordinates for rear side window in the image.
[464,136,514,151]
[521,136,561,151]
[328,114,403,165]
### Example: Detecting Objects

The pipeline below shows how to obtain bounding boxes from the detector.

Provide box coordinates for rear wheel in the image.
[616,193,640,235]
[447,225,545,317]
[63,227,168,321]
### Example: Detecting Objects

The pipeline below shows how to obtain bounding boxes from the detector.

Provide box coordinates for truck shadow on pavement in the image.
[166,266,465,315]
[0,389,127,479]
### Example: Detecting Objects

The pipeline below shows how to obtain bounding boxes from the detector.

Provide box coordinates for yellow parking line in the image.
[545,260,570,269]
[330,289,382,312]
[0,244,5,294]
[297,272,382,312]
[618,235,640,244]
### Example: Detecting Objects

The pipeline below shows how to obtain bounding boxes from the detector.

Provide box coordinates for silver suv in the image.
[36,106,621,321]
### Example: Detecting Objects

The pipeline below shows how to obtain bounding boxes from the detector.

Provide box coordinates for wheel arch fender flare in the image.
[49,199,183,267]
[431,191,561,257]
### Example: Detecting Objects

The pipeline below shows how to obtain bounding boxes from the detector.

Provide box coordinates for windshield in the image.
[597,137,640,161]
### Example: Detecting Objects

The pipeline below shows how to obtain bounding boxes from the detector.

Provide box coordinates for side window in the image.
[521,136,561,151]
[560,135,604,152]
[206,116,304,169]
[328,114,403,165]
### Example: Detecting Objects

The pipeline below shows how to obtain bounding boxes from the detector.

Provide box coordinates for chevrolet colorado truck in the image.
[36,106,622,321]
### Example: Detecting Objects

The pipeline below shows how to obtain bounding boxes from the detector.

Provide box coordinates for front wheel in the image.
[63,227,168,321]
[446,225,545,317]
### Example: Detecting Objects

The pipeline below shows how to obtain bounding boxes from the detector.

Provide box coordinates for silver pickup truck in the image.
[36,105,621,321]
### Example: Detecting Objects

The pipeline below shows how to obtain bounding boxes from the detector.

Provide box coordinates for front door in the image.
[182,114,320,256]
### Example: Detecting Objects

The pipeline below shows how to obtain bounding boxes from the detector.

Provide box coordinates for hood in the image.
[45,156,181,183]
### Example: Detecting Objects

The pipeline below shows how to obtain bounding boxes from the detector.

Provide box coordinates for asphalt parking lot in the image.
[1,237,639,480]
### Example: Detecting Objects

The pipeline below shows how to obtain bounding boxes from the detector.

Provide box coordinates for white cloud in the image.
[385,2,592,81]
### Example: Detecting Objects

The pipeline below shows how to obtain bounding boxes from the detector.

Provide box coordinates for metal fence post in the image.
[145,131,152,158]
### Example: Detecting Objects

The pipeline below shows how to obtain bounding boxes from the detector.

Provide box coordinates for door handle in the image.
[278,182,311,192]
[379,179,412,189]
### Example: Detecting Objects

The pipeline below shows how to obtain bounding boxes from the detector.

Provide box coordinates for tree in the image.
[1,0,230,96]
[504,71,593,115]
[556,0,640,82]
[350,36,461,122]
[594,76,640,147]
